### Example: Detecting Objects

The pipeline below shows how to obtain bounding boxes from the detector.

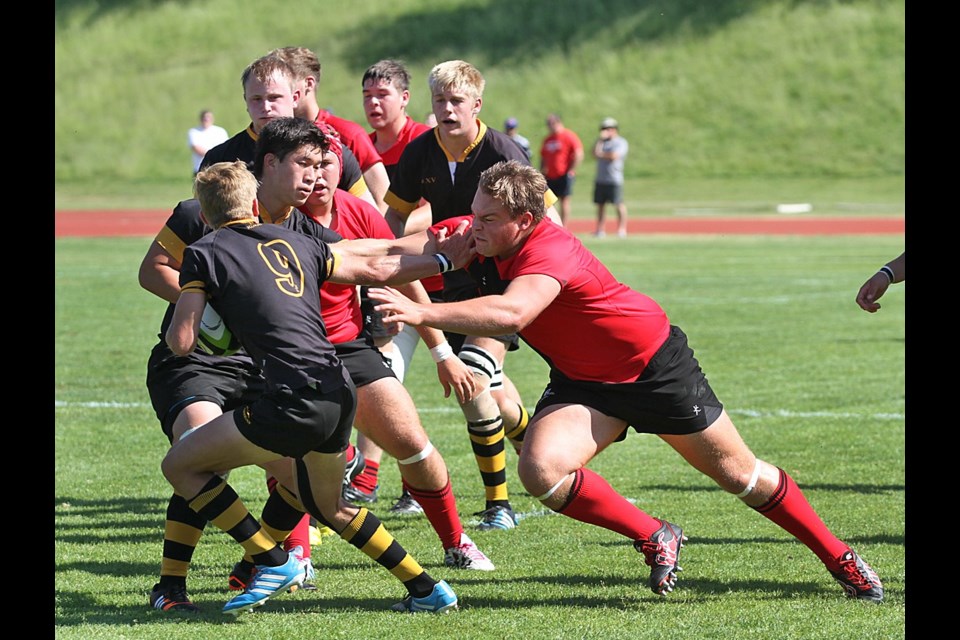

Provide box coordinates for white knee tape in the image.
[536,475,568,501]
[398,442,434,465]
[382,345,406,384]
[458,345,499,380]
[490,367,503,390]
[178,426,201,442]
[735,460,763,498]
[391,324,420,381]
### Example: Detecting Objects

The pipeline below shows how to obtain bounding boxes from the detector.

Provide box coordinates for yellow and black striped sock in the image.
[505,403,529,444]
[467,417,510,509]
[258,482,306,548]
[158,493,206,586]
[187,476,285,566]
[339,507,436,597]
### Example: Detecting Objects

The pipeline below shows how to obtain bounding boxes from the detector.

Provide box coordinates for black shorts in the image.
[593,183,623,205]
[146,342,266,443]
[335,336,396,387]
[235,378,356,458]
[359,286,391,339]
[547,175,574,198]
[534,325,723,437]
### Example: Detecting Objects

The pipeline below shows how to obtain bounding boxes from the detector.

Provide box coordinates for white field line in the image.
[55,400,903,422]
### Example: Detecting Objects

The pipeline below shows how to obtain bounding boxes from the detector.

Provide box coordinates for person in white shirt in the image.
[187,110,228,175]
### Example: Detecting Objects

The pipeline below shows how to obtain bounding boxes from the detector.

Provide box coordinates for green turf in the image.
[55,234,905,639]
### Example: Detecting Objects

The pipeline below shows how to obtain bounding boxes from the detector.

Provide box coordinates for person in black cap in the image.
[503,117,531,160]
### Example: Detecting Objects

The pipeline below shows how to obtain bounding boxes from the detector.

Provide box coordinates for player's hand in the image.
[436,355,477,402]
[368,287,423,326]
[855,273,890,313]
[433,220,476,269]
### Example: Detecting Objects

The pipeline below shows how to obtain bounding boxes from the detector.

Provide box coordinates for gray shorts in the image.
[593,182,623,205]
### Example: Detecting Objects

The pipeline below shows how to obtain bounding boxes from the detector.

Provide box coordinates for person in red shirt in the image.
[349,58,435,513]
[368,159,885,604]
[539,113,583,227]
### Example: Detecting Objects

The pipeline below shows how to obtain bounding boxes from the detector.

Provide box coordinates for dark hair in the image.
[253,117,329,178]
[362,59,412,92]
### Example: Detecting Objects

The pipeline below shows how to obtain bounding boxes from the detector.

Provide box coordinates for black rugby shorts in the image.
[534,325,723,437]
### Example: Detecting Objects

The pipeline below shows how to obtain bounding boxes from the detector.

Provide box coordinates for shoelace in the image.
[838,558,875,588]
[640,535,678,567]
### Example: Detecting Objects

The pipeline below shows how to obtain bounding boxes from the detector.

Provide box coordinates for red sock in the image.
[754,468,848,569]
[352,459,380,494]
[558,468,662,541]
[284,514,312,560]
[404,478,462,549]
[345,443,356,463]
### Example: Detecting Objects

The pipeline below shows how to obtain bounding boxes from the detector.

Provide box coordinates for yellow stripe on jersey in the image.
[155,226,188,263]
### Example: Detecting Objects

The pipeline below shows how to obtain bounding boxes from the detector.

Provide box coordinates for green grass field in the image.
[54,233,905,639]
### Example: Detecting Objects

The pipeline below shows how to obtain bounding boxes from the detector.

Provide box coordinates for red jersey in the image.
[371,115,431,178]
[433,216,671,383]
[539,128,583,179]
[316,110,383,172]
[301,190,395,343]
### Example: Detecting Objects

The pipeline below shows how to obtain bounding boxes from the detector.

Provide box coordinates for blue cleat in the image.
[475,505,518,531]
[222,551,305,615]
[391,580,458,613]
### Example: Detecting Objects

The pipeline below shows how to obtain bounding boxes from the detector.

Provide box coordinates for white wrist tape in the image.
[430,341,454,363]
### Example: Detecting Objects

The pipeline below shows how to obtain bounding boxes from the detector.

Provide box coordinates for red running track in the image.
[55,209,904,238]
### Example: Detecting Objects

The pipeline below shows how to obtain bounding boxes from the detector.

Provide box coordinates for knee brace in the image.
[458,344,500,382]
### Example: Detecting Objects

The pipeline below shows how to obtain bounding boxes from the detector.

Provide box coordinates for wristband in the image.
[430,341,454,363]
[879,265,895,283]
[433,253,454,273]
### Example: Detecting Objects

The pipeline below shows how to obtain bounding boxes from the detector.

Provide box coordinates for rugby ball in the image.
[197,303,242,356]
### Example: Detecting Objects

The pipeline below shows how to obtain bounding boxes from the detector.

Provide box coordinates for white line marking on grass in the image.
[53,401,903,421]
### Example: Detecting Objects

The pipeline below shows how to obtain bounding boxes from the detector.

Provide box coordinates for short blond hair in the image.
[428,60,484,100]
[478,160,547,223]
[193,161,258,229]
[270,46,321,86]
[241,55,296,97]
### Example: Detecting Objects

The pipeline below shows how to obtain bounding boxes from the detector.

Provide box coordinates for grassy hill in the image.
[54,0,905,211]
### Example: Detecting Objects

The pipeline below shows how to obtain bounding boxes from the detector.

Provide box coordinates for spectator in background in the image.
[503,117,531,160]
[856,251,905,312]
[539,113,583,227]
[187,110,228,176]
[592,117,629,238]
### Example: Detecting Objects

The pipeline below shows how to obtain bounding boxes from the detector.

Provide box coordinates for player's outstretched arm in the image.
[856,251,904,313]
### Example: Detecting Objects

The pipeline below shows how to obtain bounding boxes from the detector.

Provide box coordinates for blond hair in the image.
[241,55,296,97]
[270,46,321,86]
[193,161,258,229]
[478,160,547,223]
[428,60,484,100]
